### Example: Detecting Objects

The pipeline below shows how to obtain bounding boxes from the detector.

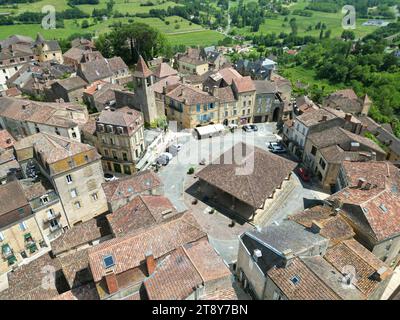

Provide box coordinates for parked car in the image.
[297,167,311,182]
[167,143,183,155]
[161,152,173,161]
[242,124,258,132]
[267,142,286,154]
[104,173,118,182]
[156,155,169,166]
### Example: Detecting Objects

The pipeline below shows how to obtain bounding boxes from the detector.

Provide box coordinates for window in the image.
[122,153,128,161]
[74,201,81,209]
[84,155,89,162]
[19,222,27,231]
[41,196,49,204]
[72,132,77,139]
[196,104,201,112]
[91,193,98,201]
[49,219,59,229]
[124,165,131,175]
[66,174,73,184]
[319,158,326,170]
[70,188,78,198]
[290,275,301,285]
[311,146,317,156]
[103,255,115,268]
[112,150,118,160]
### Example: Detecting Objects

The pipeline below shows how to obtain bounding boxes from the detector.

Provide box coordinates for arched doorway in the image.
[272,108,280,122]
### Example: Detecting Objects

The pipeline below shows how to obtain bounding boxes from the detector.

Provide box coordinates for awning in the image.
[194,124,225,138]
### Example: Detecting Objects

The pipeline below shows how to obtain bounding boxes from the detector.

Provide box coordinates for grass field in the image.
[281,65,345,93]
[232,0,394,39]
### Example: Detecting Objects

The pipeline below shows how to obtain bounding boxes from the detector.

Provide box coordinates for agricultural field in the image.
[232,0,394,39]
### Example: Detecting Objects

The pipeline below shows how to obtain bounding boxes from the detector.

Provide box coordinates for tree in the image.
[81,20,89,28]
[95,22,170,64]
[341,30,355,41]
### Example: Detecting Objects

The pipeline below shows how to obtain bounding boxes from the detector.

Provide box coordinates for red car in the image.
[297,167,311,182]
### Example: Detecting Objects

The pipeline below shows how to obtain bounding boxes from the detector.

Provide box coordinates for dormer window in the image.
[98,124,105,132]
[41,195,49,204]
[117,127,123,134]
[106,125,113,133]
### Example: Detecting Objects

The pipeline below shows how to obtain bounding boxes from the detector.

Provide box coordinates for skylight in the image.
[290,275,300,285]
[103,255,115,269]
[379,204,388,213]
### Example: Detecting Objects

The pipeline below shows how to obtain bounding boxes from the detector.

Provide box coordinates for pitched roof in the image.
[51,217,111,256]
[63,47,87,61]
[267,257,340,300]
[166,84,217,105]
[150,75,180,94]
[14,132,99,165]
[196,143,297,208]
[97,107,142,127]
[107,194,178,237]
[212,86,236,103]
[324,239,392,297]
[254,80,278,94]
[133,55,152,78]
[88,212,206,282]
[53,283,99,300]
[0,180,28,217]
[107,56,128,73]
[308,127,385,155]
[54,76,87,91]
[153,62,178,79]
[0,129,15,149]
[102,169,163,202]
[78,58,113,83]
[144,246,203,300]
[215,67,242,85]
[330,162,400,242]
[144,238,231,300]
[296,108,339,127]
[232,76,256,93]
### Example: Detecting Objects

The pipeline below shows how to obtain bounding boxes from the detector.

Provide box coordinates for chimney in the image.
[310,220,324,234]
[364,182,372,190]
[252,249,262,263]
[145,251,156,276]
[281,249,294,267]
[211,85,218,96]
[357,178,366,189]
[104,270,118,295]
[372,266,390,282]
[345,114,352,122]
[321,115,327,122]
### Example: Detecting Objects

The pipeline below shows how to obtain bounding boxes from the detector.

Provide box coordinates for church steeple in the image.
[133,55,153,78]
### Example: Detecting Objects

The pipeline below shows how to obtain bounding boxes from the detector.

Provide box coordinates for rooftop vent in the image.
[252,249,262,262]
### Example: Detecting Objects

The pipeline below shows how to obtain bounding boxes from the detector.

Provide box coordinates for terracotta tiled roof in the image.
[197,143,297,208]
[133,55,153,78]
[0,180,29,217]
[324,239,392,297]
[0,253,61,300]
[14,132,99,165]
[166,84,217,105]
[296,108,338,127]
[88,212,206,282]
[4,87,21,97]
[267,257,341,300]
[308,127,385,155]
[232,76,255,93]
[58,249,93,288]
[216,67,242,85]
[330,161,400,242]
[200,287,239,300]
[144,246,203,300]
[102,169,163,202]
[213,86,236,103]
[329,89,358,100]
[153,62,178,79]
[289,206,355,244]
[107,194,178,237]
[97,107,142,127]
[51,217,111,256]
[144,238,231,300]
[107,56,128,73]
[0,129,15,149]
[151,75,180,94]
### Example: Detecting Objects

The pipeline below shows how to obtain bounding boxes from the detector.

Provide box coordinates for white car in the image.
[161,152,173,161]
[104,173,118,182]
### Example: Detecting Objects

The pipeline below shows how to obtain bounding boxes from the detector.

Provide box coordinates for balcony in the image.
[43,212,62,224]
[24,233,38,254]
[2,244,17,265]
[49,222,62,233]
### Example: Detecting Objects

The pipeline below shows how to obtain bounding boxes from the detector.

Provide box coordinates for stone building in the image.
[32,33,63,64]
[95,107,145,175]
[14,132,108,226]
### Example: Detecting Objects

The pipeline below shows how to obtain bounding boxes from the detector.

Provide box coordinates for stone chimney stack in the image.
[357,178,366,189]
[105,270,119,295]
[145,251,156,276]
[321,115,327,122]
[344,114,352,122]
